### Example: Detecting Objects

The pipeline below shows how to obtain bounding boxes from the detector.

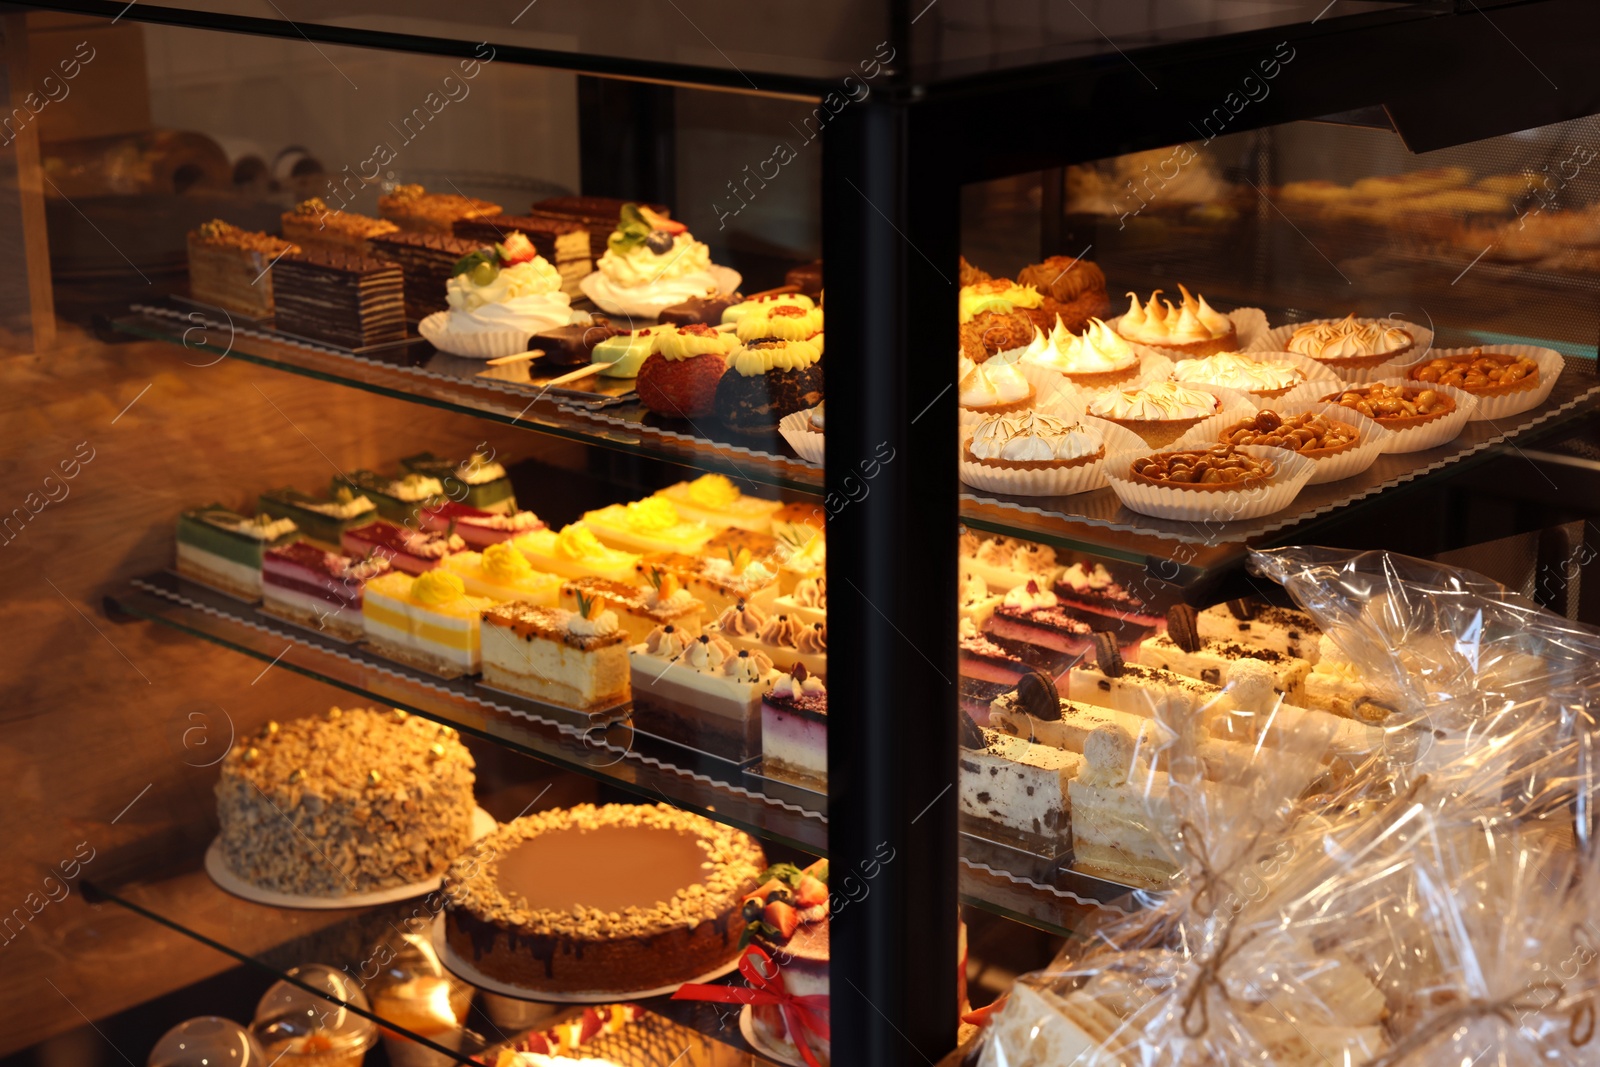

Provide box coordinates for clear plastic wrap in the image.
[976,547,1600,1067]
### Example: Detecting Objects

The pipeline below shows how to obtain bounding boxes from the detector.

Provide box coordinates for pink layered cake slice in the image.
[760,664,827,787]
[958,618,1079,724]
[987,581,1152,657]
[342,520,465,575]
[261,542,391,640]
[420,501,546,550]
[1053,561,1164,629]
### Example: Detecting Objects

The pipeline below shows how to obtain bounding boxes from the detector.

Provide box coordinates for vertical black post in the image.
[576,77,676,204]
[823,95,961,1064]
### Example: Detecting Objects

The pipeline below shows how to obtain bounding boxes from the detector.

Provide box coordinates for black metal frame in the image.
[19,0,1600,1061]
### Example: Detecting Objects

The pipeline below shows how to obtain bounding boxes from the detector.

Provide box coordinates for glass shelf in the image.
[108,573,1121,937]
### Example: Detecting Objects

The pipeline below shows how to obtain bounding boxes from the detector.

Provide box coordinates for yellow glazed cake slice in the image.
[362,570,491,676]
[653,474,782,532]
[581,497,716,555]
[439,542,561,604]
[511,523,641,583]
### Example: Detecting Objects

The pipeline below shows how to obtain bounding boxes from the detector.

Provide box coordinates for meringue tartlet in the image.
[1116,285,1236,356]
[1016,317,1140,388]
[1086,381,1222,447]
[1170,352,1304,399]
[958,354,1034,417]
[963,411,1105,470]
[1287,315,1415,370]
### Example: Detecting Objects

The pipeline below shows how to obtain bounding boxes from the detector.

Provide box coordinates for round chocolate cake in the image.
[443,803,765,993]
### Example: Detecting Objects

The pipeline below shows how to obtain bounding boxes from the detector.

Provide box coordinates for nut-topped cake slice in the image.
[186,219,298,319]
[479,595,630,710]
[559,572,705,645]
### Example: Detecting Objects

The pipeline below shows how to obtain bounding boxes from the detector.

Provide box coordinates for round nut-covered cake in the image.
[214,706,476,895]
[442,803,765,993]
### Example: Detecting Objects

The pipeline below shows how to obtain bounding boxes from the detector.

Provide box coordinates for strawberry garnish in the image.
[763,900,800,939]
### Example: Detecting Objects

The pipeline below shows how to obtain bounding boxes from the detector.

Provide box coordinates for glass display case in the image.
[5,2,1600,1066]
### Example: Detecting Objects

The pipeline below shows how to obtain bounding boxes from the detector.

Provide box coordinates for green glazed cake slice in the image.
[257,485,377,549]
[333,470,446,524]
[401,451,516,514]
[175,505,299,600]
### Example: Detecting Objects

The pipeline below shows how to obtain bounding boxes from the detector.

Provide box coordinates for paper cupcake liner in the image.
[1310,378,1479,454]
[1252,317,1435,384]
[958,416,1147,497]
[417,312,532,360]
[1105,307,1270,360]
[778,406,826,465]
[1390,344,1563,422]
[1104,443,1316,522]
[1171,401,1394,485]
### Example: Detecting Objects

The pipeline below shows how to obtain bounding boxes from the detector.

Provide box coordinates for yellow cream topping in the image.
[624,497,682,533]
[654,325,729,361]
[687,474,739,509]
[480,542,534,583]
[959,281,1043,324]
[736,305,824,342]
[731,339,822,376]
[412,570,466,606]
[555,523,610,561]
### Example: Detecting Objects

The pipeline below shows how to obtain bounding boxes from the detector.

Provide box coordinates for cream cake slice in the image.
[580,498,717,555]
[362,570,491,676]
[958,717,1082,844]
[1198,599,1322,663]
[629,625,779,761]
[1067,722,1182,889]
[560,573,705,645]
[479,597,630,710]
[773,575,827,628]
[511,523,641,583]
[709,600,827,680]
[652,474,782,531]
[176,505,300,600]
[637,549,779,615]
[761,665,827,786]
[1139,631,1311,701]
[438,542,561,604]
[958,530,1065,594]
[1303,634,1395,723]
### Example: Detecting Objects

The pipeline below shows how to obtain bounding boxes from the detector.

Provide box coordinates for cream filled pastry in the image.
[1017,317,1140,386]
[1170,352,1304,397]
[958,354,1033,414]
[1286,314,1414,367]
[1087,381,1222,447]
[582,203,731,318]
[1116,285,1236,355]
[421,236,575,357]
[965,411,1104,468]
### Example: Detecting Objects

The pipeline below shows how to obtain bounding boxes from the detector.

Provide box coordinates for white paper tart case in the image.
[1171,400,1394,486]
[959,416,1148,497]
[1392,344,1563,422]
[1104,442,1316,522]
[778,406,826,465]
[1252,316,1436,384]
[1313,378,1478,454]
[418,311,532,360]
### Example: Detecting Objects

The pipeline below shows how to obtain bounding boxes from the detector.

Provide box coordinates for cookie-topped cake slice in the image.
[1139,605,1311,700]
[1198,598,1321,663]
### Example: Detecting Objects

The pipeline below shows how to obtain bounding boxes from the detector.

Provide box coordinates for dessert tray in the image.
[428,913,743,1004]
[204,806,496,909]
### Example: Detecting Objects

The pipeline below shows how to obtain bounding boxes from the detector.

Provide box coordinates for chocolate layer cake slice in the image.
[186,219,298,319]
[272,251,407,349]
[378,183,501,234]
[528,195,671,260]
[366,231,479,320]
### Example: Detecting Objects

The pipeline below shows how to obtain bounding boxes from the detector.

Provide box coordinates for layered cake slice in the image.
[450,216,592,296]
[760,664,827,786]
[773,575,826,628]
[335,471,445,524]
[272,250,407,349]
[958,619,1079,723]
[175,505,299,599]
[342,520,465,575]
[959,531,1065,594]
[401,451,515,515]
[1198,599,1322,664]
[1303,634,1394,723]
[1054,561,1163,628]
[1067,723,1182,889]
[710,600,827,680]
[559,573,705,645]
[987,580,1152,657]
[581,498,716,555]
[439,542,561,604]
[378,183,501,235]
[739,860,832,1065]
[959,570,1002,630]
[528,195,670,261]
[261,543,391,640]
[257,485,376,550]
[366,231,480,319]
[1141,606,1311,700]
[959,711,1082,846]
[638,548,779,615]
[419,500,545,549]
[651,474,782,532]
[771,521,825,595]
[280,197,398,254]
[513,524,641,583]
[186,219,297,319]
[362,570,491,675]
[479,595,630,710]
[629,626,779,760]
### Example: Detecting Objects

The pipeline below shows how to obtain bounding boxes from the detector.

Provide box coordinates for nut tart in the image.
[1405,349,1538,398]
[441,803,764,994]
[1217,410,1360,459]
[1127,446,1276,492]
[1085,380,1225,448]
[1170,351,1304,400]
[1114,285,1237,357]
[1319,382,1455,431]
[1287,314,1414,371]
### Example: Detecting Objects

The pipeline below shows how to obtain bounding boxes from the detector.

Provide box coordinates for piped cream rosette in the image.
[1253,315,1436,384]
[1392,344,1562,421]
[1171,400,1394,485]
[1168,350,1343,407]
[778,403,826,466]
[1104,443,1316,522]
[419,256,576,359]
[1316,378,1478,454]
[959,412,1147,497]
[1105,286,1271,359]
[956,352,1081,427]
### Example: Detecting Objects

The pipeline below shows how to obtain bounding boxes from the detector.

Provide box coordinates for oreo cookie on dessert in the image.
[272,250,406,349]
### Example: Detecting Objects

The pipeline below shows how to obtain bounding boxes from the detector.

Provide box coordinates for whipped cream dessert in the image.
[1287,315,1413,362]
[1170,352,1303,395]
[966,411,1103,465]
[423,234,575,357]
[1086,380,1219,421]
[1116,285,1234,347]
[1016,317,1139,375]
[958,353,1033,412]
[583,203,730,317]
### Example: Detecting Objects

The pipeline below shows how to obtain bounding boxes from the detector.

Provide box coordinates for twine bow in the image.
[673,944,831,1067]
[1176,819,1258,1038]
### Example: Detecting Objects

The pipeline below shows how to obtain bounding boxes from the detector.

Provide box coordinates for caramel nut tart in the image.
[1127,446,1276,492]
[1406,349,1539,398]
[1217,410,1361,459]
[1287,314,1414,371]
[1320,382,1455,430]
[963,411,1106,471]
[1115,285,1237,356]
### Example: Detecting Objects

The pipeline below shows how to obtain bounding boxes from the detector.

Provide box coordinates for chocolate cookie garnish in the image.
[1167,604,1202,653]
[1226,599,1258,621]
[1353,696,1396,724]
[1091,632,1124,677]
[958,709,986,750]
[1016,669,1061,721]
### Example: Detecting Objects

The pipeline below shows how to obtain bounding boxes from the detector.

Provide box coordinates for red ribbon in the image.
[673,944,831,1067]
